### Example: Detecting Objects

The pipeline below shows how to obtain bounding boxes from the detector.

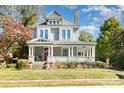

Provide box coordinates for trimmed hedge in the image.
[54,61,108,69]
[16,59,29,70]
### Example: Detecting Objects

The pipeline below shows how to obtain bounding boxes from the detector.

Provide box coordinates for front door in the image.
[44,48,48,61]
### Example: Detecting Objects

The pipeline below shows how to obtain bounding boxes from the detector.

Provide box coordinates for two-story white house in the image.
[27,10,96,62]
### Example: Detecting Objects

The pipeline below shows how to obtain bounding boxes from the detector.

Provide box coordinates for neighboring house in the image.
[27,10,96,62]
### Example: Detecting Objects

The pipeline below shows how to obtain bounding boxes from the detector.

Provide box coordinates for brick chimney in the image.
[74,9,78,25]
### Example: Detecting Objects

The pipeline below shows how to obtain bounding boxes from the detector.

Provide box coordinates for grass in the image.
[0,68,123,87]
[1,79,124,87]
[0,68,119,80]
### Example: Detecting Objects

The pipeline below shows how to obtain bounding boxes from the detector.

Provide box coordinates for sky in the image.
[43,5,124,39]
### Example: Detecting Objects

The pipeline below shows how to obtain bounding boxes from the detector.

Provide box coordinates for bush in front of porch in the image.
[54,61,108,69]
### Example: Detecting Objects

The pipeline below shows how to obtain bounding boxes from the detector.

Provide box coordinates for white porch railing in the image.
[48,56,95,62]
[28,56,35,62]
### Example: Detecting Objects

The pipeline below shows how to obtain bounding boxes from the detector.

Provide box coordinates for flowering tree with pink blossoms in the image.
[0,16,32,61]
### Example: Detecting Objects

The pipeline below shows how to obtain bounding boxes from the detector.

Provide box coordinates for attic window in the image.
[57,21,59,24]
[49,21,52,24]
[53,21,56,24]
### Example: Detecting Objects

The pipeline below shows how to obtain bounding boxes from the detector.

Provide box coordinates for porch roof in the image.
[27,38,97,46]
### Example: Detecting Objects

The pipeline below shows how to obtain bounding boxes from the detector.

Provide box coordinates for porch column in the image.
[83,51,85,57]
[31,46,34,56]
[51,46,53,57]
[72,47,73,56]
[86,50,89,57]
[48,46,50,56]
[29,46,31,56]
[68,47,70,57]
[77,47,78,56]
[92,46,95,57]
[89,49,91,57]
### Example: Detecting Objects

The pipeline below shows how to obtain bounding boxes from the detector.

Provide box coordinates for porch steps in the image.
[32,62,45,70]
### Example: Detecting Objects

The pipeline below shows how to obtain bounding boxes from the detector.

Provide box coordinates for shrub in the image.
[6,63,16,68]
[16,59,29,70]
[0,61,6,69]
[110,52,124,69]
[54,61,108,69]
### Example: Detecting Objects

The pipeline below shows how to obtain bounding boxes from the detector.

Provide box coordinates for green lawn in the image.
[0,68,120,80]
[0,68,123,87]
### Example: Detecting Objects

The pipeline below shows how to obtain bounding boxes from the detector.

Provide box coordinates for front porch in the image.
[28,45,95,62]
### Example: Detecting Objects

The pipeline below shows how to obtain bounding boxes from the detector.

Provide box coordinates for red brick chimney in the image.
[74,9,78,25]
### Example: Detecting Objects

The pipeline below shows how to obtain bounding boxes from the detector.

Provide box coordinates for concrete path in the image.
[0,79,123,82]
[0,86,124,93]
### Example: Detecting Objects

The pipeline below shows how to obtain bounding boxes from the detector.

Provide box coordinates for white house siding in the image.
[32,28,37,39]
[34,26,79,41]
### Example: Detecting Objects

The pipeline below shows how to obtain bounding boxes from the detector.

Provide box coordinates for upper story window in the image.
[62,29,71,40]
[67,29,70,39]
[45,30,48,39]
[40,30,43,38]
[62,29,66,39]
[39,29,48,39]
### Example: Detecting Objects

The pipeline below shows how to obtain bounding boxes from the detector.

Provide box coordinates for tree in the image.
[13,5,45,26]
[0,16,32,62]
[79,31,95,42]
[0,5,12,16]
[110,29,124,69]
[96,17,122,63]
[0,5,45,27]
[0,5,45,58]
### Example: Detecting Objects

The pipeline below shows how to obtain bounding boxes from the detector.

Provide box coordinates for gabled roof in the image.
[27,37,51,44]
[45,11,63,19]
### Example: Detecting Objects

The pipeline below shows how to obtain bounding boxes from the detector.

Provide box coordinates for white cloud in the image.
[117,5,124,12]
[65,5,77,10]
[81,5,123,20]
[80,25,99,34]
[92,17,99,21]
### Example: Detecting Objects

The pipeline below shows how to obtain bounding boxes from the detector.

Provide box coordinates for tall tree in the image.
[0,16,32,61]
[79,31,95,42]
[0,5,12,16]
[13,5,45,26]
[0,5,45,26]
[96,17,122,63]
[111,29,124,69]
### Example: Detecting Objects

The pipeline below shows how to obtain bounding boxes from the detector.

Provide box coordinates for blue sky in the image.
[43,5,124,39]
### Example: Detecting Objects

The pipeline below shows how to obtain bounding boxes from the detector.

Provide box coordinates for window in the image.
[67,29,71,39]
[62,29,66,39]
[63,48,68,56]
[57,21,59,24]
[45,30,48,39]
[53,21,56,24]
[49,21,52,24]
[40,30,43,37]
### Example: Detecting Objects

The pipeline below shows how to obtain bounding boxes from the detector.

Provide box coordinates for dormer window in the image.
[53,21,56,24]
[49,21,52,24]
[57,21,59,24]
